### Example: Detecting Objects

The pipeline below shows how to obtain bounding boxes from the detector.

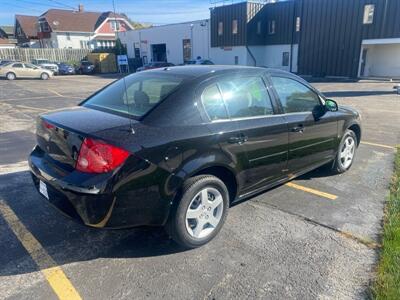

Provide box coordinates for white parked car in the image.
[32,59,59,74]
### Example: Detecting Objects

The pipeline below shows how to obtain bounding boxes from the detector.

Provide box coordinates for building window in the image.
[268,20,276,35]
[232,20,238,35]
[183,39,192,62]
[218,21,223,36]
[296,17,301,32]
[234,56,239,65]
[363,4,375,24]
[282,52,290,66]
[257,21,261,35]
[40,21,50,32]
[111,20,120,31]
[66,33,71,40]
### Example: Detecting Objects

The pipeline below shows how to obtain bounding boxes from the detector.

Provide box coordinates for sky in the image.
[0,0,215,26]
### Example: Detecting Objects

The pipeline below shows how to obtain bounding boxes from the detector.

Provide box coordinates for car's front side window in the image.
[219,76,274,119]
[201,84,228,121]
[271,76,321,113]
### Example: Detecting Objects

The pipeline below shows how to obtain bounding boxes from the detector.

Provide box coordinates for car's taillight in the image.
[43,120,55,130]
[76,138,129,173]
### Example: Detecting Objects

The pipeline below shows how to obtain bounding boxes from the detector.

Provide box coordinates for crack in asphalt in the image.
[249,201,381,249]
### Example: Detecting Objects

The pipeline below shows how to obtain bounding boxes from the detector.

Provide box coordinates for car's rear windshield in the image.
[82,72,184,118]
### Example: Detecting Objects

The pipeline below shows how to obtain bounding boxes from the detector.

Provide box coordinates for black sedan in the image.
[29,66,362,248]
[76,60,95,74]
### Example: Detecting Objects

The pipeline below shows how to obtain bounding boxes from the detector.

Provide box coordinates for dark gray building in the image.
[209,0,400,78]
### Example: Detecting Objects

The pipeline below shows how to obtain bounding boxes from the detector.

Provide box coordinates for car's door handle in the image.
[291,125,304,133]
[228,134,248,144]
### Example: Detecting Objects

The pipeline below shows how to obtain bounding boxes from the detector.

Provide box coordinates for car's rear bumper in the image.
[29,145,176,228]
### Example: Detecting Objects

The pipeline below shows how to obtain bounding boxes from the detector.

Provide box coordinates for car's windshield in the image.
[83,73,184,118]
[36,60,49,64]
[81,61,92,66]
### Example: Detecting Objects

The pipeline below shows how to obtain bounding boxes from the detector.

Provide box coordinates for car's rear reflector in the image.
[76,138,129,173]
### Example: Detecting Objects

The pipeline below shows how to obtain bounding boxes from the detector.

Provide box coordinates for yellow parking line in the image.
[361,141,396,150]
[48,89,65,98]
[16,105,50,112]
[285,182,338,200]
[0,200,82,300]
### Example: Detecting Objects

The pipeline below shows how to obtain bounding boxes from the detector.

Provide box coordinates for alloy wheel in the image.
[185,187,224,239]
[7,73,15,80]
[340,135,355,169]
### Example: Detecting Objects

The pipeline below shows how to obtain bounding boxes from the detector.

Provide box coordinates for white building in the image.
[119,20,211,65]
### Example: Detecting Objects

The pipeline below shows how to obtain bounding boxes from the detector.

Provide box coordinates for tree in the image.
[120,13,152,29]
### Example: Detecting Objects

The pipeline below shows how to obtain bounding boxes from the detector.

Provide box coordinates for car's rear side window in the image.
[83,73,183,118]
[12,63,23,68]
[201,84,228,121]
[219,76,274,119]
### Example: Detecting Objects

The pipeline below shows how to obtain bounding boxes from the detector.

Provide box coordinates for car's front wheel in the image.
[166,175,229,248]
[6,72,16,80]
[41,73,49,80]
[332,129,358,173]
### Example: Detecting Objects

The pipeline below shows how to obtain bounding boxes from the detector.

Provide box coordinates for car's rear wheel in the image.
[166,175,229,248]
[6,72,16,80]
[332,129,357,173]
[41,73,49,80]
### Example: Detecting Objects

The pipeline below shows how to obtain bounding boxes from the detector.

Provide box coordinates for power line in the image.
[16,0,68,9]
[2,2,43,12]
[47,0,76,10]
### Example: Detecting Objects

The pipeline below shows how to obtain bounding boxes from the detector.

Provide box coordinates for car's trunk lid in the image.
[36,106,136,168]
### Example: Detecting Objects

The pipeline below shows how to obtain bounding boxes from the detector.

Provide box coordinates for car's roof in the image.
[147,65,292,80]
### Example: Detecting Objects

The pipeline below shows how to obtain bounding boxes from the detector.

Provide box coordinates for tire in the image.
[166,175,229,248]
[41,73,49,80]
[332,129,358,174]
[6,72,16,80]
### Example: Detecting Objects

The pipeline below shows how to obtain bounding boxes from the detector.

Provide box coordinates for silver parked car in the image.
[0,62,53,80]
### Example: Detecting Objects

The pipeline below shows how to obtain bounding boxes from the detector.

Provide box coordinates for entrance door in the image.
[151,44,167,62]
[360,48,368,76]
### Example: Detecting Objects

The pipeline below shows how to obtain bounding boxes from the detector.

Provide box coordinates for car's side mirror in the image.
[325,99,338,112]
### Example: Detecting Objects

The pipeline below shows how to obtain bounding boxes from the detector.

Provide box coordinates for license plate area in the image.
[39,180,49,199]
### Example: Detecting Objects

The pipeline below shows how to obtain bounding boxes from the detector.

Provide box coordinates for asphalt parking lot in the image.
[0,75,399,299]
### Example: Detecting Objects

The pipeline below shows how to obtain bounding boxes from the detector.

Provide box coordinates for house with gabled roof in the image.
[36,5,133,49]
[14,15,39,47]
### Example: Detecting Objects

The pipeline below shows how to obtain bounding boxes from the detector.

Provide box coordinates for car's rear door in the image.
[217,75,288,194]
[11,63,25,77]
[269,75,338,174]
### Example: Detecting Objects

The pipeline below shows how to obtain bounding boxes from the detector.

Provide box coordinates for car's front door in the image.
[216,75,288,195]
[24,63,41,78]
[270,75,338,174]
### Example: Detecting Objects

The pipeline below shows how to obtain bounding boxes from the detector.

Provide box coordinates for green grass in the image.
[372,147,400,299]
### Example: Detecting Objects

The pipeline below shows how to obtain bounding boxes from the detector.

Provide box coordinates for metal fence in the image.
[0,48,91,63]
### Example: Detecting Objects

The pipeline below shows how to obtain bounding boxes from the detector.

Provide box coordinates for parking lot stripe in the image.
[0,200,82,300]
[361,141,396,150]
[47,89,65,98]
[285,182,338,200]
[16,105,50,112]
